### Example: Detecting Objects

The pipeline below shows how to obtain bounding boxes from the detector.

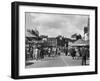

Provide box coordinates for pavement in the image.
[25,54,89,68]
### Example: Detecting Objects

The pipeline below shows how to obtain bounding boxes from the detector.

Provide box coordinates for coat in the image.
[81,47,88,59]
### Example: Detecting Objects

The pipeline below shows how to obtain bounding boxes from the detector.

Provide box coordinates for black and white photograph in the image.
[25,12,90,68]
[11,2,97,79]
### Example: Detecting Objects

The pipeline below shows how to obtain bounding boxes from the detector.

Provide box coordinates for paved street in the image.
[25,54,89,68]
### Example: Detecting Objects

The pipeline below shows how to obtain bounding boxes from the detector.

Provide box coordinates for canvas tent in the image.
[69,39,89,46]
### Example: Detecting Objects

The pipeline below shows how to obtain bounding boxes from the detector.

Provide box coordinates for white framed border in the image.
[19,5,95,76]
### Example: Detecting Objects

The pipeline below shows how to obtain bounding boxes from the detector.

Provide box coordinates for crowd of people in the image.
[26,44,89,65]
[25,46,61,61]
[68,46,89,65]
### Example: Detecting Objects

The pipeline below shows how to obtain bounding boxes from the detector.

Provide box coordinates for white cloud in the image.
[26,12,89,38]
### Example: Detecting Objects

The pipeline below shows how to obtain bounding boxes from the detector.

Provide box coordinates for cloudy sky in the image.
[25,12,89,38]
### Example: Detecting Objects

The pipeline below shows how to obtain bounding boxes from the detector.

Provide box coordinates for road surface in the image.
[25,55,89,68]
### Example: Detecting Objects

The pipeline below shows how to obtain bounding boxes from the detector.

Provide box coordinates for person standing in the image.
[32,46,35,60]
[81,47,88,65]
[30,47,33,60]
[65,47,68,56]
[34,47,38,60]
[70,47,76,59]
[75,48,80,59]
[40,48,44,59]
[48,48,51,57]
[37,48,40,60]
[57,48,60,56]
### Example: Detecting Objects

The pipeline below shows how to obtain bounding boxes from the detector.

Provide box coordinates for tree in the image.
[71,33,82,40]
[27,29,39,37]
[71,33,77,39]
[77,34,82,39]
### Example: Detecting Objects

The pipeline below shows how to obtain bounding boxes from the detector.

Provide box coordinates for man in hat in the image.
[81,47,88,65]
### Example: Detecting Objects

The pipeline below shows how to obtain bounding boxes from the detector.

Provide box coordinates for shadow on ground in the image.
[26,62,34,66]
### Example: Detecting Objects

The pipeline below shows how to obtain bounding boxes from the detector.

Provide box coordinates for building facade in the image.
[47,38,57,47]
[83,17,89,41]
